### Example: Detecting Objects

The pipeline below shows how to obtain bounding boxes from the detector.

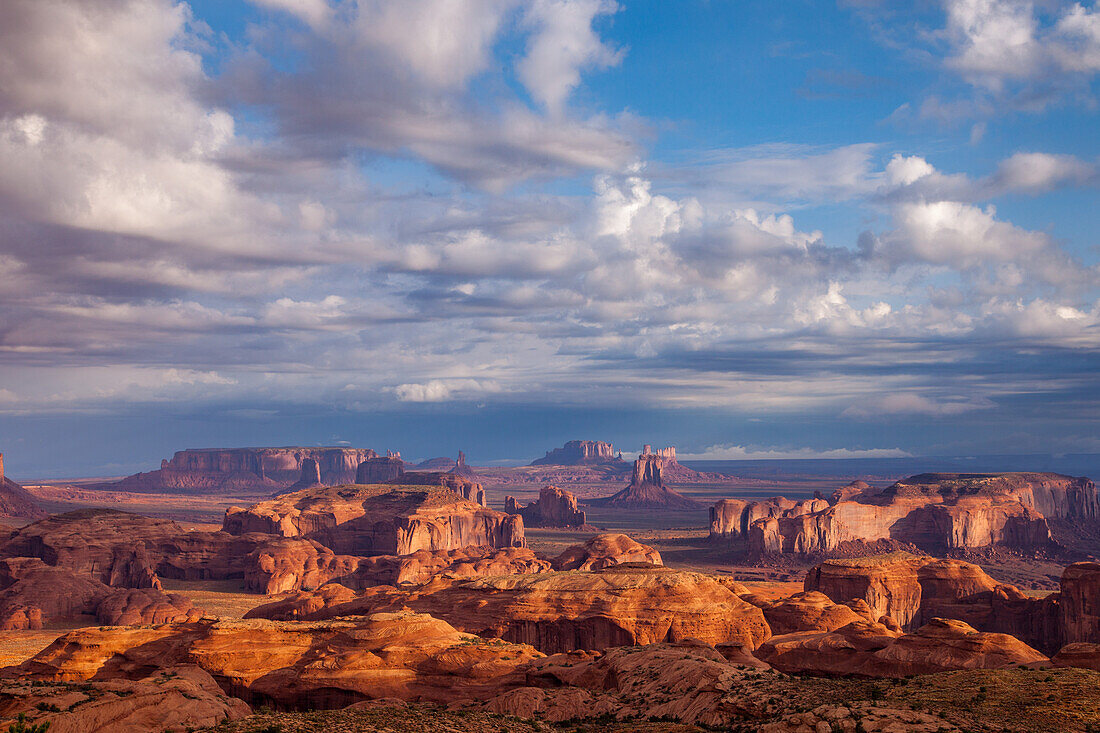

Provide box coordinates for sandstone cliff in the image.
[531,440,623,466]
[710,472,1094,555]
[98,446,382,494]
[0,453,47,519]
[222,483,523,555]
[247,565,771,654]
[505,485,586,527]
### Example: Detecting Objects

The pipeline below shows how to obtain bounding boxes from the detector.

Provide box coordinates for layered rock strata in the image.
[222,484,523,555]
[711,472,1095,555]
[531,440,623,466]
[247,565,771,654]
[505,485,586,527]
[550,533,662,571]
[98,447,382,493]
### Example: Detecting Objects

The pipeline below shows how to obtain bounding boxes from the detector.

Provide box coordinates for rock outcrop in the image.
[286,458,322,492]
[391,472,487,506]
[594,449,703,510]
[94,588,204,626]
[752,591,871,636]
[756,617,1047,676]
[1059,562,1100,645]
[0,453,47,519]
[505,485,587,527]
[803,553,1067,653]
[531,440,623,466]
[243,538,550,594]
[222,484,523,555]
[8,612,542,709]
[0,557,202,629]
[550,533,662,571]
[711,472,1095,555]
[356,452,405,484]
[247,565,771,654]
[0,666,250,732]
[97,447,382,494]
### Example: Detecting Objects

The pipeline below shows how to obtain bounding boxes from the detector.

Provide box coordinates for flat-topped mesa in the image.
[594,450,703,510]
[222,483,523,555]
[711,471,1092,555]
[355,451,405,484]
[392,471,487,506]
[530,440,623,466]
[505,486,586,528]
[0,452,47,519]
[100,447,383,493]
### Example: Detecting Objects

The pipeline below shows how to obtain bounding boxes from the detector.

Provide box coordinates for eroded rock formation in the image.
[505,485,586,527]
[222,484,523,555]
[247,565,771,654]
[550,533,662,571]
[595,449,703,510]
[356,452,405,484]
[531,440,623,466]
[756,617,1047,676]
[711,472,1095,555]
[0,453,47,519]
[98,447,383,493]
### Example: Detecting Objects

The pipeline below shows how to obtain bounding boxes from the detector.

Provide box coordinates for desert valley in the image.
[0,442,1098,731]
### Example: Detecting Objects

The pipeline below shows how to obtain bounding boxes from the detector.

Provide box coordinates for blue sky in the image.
[0,0,1099,477]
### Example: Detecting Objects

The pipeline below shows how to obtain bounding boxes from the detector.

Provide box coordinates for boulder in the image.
[505,485,587,528]
[222,483,523,555]
[247,565,771,654]
[550,533,662,571]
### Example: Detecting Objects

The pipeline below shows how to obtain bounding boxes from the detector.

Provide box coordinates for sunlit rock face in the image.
[505,485,587,527]
[711,472,1096,555]
[221,483,525,555]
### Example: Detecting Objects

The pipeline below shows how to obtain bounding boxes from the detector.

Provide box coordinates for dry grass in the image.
[159,578,267,619]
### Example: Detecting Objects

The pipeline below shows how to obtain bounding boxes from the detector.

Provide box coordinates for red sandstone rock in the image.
[9,612,542,709]
[0,559,109,630]
[505,485,587,528]
[754,591,868,635]
[0,454,47,519]
[1051,641,1100,670]
[247,565,771,654]
[244,539,551,594]
[97,447,382,494]
[1058,562,1100,645]
[594,450,703,510]
[0,665,250,732]
[95,588,204,625]
[389,472,487,506]
[550,534,662,571]
[222,484,522,554]
[356,452,405,483]
[756,617,1046,676]
[531,440,623,466]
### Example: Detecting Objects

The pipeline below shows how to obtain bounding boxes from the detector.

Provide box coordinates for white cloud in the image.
[842,393,996,418]
[678,444,913,460]
[518,0,623,113]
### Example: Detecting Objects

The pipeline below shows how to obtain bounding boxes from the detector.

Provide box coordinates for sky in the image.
[1,0,1100,477]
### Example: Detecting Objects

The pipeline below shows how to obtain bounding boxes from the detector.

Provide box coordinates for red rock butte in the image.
[531,440,625,466]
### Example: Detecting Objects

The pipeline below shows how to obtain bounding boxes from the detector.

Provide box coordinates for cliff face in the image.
[505,485,586,528]
[222,483,524,555]
[0,453,47,519]
[100,447,382,494]
[356,453,405,484]
[711,472,1091,555]
[531,440,622,466]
